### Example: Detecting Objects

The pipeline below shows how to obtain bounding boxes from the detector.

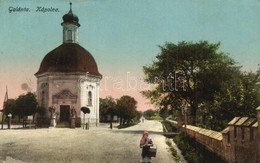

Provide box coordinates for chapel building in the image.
[35,3,102,127]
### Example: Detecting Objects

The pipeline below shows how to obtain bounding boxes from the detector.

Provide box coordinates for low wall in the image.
[166,119,224,158]
[166,117,259,163]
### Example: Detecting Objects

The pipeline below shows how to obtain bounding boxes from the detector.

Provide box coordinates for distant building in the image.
[35,3,102,127]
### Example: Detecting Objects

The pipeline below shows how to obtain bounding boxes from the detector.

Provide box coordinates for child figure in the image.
[140,130,153,163]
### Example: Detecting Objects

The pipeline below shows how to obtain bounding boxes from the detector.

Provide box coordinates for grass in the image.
[162,120,227,163]
[173,134,202,163]
[173,133,227,163]
[165,139,181,163]
[150,114,161,120]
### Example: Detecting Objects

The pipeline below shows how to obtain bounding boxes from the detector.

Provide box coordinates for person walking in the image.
[141,116,145,123]
[140,130,153,163]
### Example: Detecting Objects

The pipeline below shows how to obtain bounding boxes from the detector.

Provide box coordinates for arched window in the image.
[88,91,92,106]
[67,30,72,41]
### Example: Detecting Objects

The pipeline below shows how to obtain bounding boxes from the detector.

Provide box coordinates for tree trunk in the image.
[1,112,4,129]
[190,103,198,125]
[119,117,122,126]
[110,114,113,129]
[23,117,25,128]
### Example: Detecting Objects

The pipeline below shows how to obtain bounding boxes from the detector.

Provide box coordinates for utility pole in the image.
[181,101,188,135]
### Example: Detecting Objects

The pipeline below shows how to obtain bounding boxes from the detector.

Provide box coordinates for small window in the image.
[88,91,92,106]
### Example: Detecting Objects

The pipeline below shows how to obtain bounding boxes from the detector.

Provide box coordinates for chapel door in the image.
[60,105,70,122]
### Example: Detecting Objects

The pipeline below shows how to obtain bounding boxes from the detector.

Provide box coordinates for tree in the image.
[117,95,138,125]
[136,110,143,121]
[36,106,46,116]
[14,92,38,117]
[1,99,16,126]
[199,70,260,131]
[4,99,16,115]
[81,107,90,114]
[80,106,90,129]
[100,96,117,124]
[143,109,157,120]
[142,41,237,125]
[159,107,169,120]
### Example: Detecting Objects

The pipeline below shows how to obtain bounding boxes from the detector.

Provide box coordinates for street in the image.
[0,120,175,163]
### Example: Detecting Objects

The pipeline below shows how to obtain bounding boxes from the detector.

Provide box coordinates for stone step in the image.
[56,122,70,128]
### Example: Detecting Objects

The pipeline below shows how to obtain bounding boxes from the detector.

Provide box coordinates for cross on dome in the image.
[62,2,80,27]
[69,2,73,13]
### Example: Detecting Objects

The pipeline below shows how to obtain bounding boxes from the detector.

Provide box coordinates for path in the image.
[114,119,175,163]
[0,120,175,163]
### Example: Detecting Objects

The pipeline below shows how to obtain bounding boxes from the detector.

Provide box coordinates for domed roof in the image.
[61,3,80,27]
[35,43,101,77]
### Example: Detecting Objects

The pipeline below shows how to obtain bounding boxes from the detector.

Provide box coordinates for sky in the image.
[0,0,259,111]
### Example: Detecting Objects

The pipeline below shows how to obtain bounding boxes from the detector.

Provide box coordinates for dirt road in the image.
[0,120,175,163]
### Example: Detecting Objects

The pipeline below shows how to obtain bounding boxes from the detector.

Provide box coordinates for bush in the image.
[117,118,140,129]
[150,113,161,120]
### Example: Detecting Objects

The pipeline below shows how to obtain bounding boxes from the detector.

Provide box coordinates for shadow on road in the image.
[113,129,179,138]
